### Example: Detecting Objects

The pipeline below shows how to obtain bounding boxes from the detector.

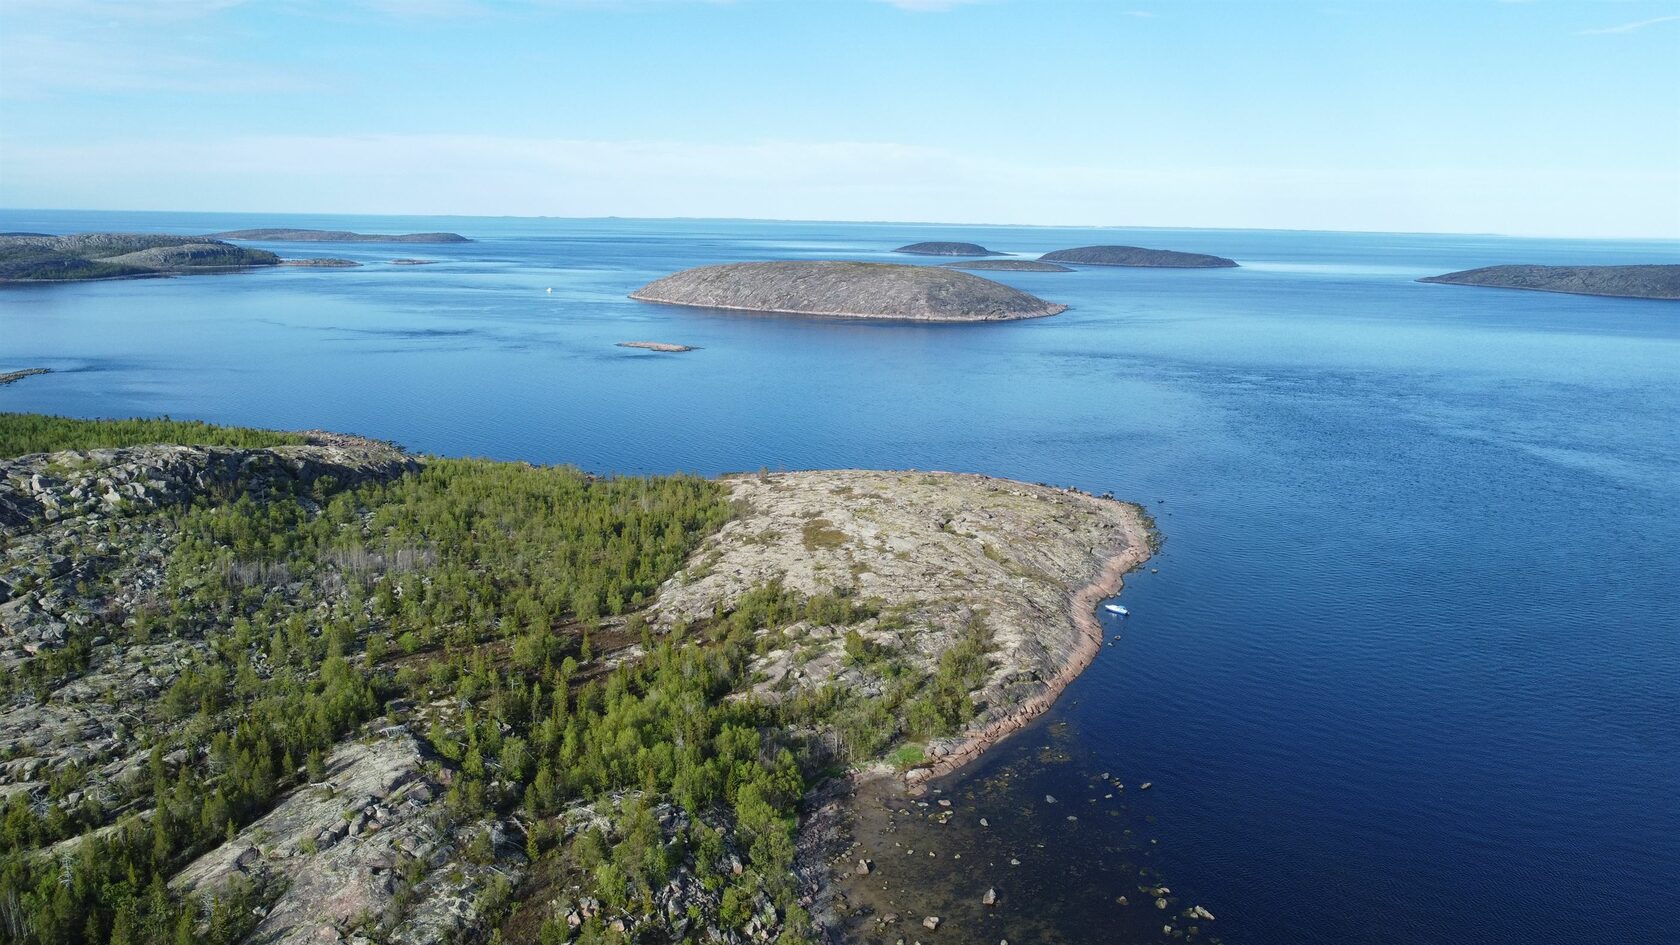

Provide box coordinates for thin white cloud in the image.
[1579,14,1680,35]
[0,33,326,98]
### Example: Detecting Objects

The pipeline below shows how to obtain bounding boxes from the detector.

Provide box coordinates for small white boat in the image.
[1104,603,1129,616]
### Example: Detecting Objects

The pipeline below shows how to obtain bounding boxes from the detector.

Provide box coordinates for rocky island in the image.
[893,241,1002,257]
[1041,245,1240,268]
[279,257,361,268]
[212,228,471,244]
[0,413,1150,945]
[616,341,696,352]
[0,233,280,284]
[1418,264,1680,300]
[942,259,1074,272]
[630,260,1067,321]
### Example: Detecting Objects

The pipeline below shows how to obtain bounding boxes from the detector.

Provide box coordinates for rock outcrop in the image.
[893,241,1002,257]
[630,261,1067,321]
[651,470,1151,782]
[0,233,280,283]
[1418,264,1680,300]
[0,368,51,387]
[212,229,471,244]
[279,257,361,267]
[172,732,524,945]
[1040,245,1239,268]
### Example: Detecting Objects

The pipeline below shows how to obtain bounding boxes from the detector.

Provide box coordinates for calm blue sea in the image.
[2,210,1677,944]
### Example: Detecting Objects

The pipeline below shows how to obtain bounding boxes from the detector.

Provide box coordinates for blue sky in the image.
[2,0,1677,238]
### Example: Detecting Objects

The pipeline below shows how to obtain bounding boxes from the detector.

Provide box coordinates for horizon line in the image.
[2,205,1677,245]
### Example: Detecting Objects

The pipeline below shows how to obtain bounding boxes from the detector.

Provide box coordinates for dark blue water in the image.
[3,210,1677,944]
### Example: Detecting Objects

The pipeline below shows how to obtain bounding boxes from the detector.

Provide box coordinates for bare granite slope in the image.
[630,261,1067,321]
[1418,264,1680,300]
[651,470,1151,784]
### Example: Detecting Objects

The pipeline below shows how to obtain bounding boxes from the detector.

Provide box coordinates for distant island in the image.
[279,257,361,268]
[617,341,697,352]
[1041,245,1240,268]
[0,368,51,386]
[211,228,471,244]
[389,258,436,265]
[630,260,1067,321]
[941,259,1073,272]
[1418,264,1680,300]
[0,233,279,283]
[893,241,1004,257]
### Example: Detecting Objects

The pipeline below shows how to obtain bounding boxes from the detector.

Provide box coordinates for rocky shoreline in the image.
[0,368,52,387]
[905,540,1149,789]
[1,427,1150,945]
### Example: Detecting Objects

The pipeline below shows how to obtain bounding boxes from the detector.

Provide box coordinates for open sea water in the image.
[2,210,1676,944]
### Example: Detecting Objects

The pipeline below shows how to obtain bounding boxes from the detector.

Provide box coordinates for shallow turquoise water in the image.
[3,210,1677,943]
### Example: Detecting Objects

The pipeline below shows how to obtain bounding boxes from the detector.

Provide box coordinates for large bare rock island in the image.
[1418,264,1680,300]
[629,260,1068,321]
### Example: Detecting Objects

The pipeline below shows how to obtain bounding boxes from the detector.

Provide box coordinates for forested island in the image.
[892,241,1001,257]
[211,229,471,244]
[1418,264,1680,300]
[0,234,280,284]
[0,413,1151,945]
[1040,245,1239,268]
[630,261,1067,321]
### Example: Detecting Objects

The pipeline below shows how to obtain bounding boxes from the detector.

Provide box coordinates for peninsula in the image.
[942,259,1074,272]
[1418,264,1680,300]
[211,228,471,244]
[0,233,280,283]
[0,368,51,387]
[893,241,1003,256]
[0,413,1150,945]
[1041,245,1240,268]
[629,260,1067,321]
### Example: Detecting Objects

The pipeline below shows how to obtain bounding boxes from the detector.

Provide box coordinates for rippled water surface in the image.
[3,211,1677,944]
